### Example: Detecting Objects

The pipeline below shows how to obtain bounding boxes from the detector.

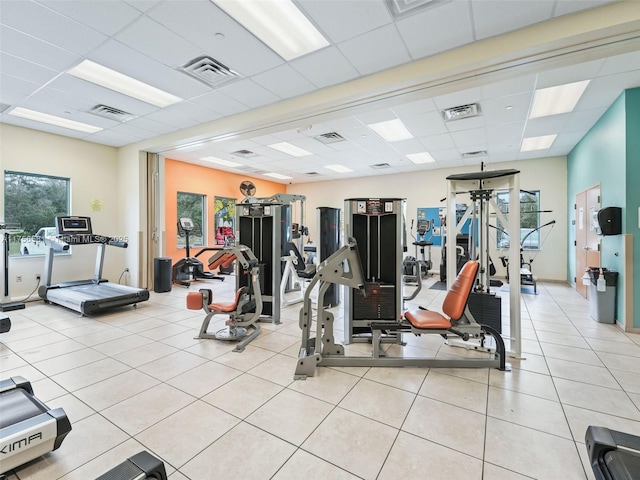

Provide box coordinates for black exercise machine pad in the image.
[605,451,640,480]
[0,388,46,428]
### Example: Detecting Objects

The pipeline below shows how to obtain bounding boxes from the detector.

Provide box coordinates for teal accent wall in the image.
[568,87,640,327]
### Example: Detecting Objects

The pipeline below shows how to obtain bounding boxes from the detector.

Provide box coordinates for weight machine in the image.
[172,217,224,287]
[445,169,522,358]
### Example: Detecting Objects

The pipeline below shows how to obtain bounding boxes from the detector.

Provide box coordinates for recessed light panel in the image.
[521,134,557,151]
[8,107,102,133]
[68,60,182,108]
[268,142,312,157]
[529,80,590,119]
[325,164,353,173]
[201,156,243,167]
[213,0,329,60]
[367,119,413,142]
[264,172,293,180]
[406,152,436,164]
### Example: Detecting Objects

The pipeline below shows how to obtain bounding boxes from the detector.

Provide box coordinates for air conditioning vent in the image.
[90,104,136,122]
[236,166,266,174]
[315,132,345,144]
[305,172,321,176]
[370,163,391,170]
[386,0,450,19]
[442,103,481,122]
[232,149,258,158]
[0,103,11,114]
[179,56,242,88]
[462,150,488,158]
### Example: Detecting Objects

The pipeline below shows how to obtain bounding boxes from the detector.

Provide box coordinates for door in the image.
[575,186,601,298]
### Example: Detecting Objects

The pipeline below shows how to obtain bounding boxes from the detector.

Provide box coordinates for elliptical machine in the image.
[172,218,223,287]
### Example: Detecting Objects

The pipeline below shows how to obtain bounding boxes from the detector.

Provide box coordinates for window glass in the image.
[496,190,540,250]
[177,192,206,248]
[4,171,70,256]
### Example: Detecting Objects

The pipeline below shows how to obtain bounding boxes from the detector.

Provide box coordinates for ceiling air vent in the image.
[386,0,450,19]
[442,103,481,122]
[232,149,258,159]
[0,103,11,114]
[305,172,321,176]
[180,56,242,88]
[462,150,488,158]
[90,104,136,122]
[236,166,266,174]
[315,132,345,145]
[370,163,391,170]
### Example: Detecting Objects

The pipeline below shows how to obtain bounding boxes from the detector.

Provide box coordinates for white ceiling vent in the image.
[236,166,266,174]
[180,56,242,88]
[90,104,136,122]
[232,149,258,158]
[386,0,450,19]
[370,163,392,170]
[442,103,481,122]
[462,150,488,158]
[315,132,345,144]
[305,171,321,176]
[0,103,11,114]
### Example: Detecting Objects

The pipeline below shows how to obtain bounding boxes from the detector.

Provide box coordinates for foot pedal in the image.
[95,451,167,480]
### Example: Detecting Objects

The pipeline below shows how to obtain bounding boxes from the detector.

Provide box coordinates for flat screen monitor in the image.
[56,216,92,235]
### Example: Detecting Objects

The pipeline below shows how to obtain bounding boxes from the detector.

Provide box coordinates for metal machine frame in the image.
[1,222,26,312]
[188,244,263,352]
[445,169,522,358]
[294,239,508,380]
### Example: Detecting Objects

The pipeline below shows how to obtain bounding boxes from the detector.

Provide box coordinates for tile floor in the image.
[1,274,639,480]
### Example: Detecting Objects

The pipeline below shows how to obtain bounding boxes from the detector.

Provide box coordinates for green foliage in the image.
[4,171,69,236]
[177,192,205,247]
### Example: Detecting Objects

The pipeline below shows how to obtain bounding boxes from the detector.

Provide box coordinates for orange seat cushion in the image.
[404,309,451,329]
[186,292,203,310]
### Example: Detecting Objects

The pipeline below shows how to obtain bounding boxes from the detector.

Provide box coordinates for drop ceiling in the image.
[1,0,640,183]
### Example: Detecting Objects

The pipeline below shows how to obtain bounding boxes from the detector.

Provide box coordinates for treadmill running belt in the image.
[605,451,640,480]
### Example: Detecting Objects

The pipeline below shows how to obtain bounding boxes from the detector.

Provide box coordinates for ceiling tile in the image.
[389,138,427,154]
[396,1,474,60]
[392,98,438,117]
[486,121,525,145]
[124,116,177,136]
[482,92,532,124]
[252,65,317,99]
[450,127,487,148]
[562,107,608,133]
[338,24,411,76]
[553,0,615,17]
[1,114,93,140]
[598,50,640,76]
[297,0,392,44]
[115,16,203,67]
[0,0,107,55]
[217,79,281,109]
[290,47,360,89]
[148,0,283,76]
[0,26,81,71]
[445,114,486,132]
[402,111,448,136]
[355,108,397,125]
[38,0,143,36]
[190,90,249,117]
[0,73,42,99]
[0,52,60,85]
[124,0,161,12]
[576,71,640,110]
[524,114,570,137]
[481,75,536,100]
[433,86,483,111]
[22,86,98,113]
[418,132,455,151]
[472,1,554,40]
[85,129,145,147]
[535,58,605,89]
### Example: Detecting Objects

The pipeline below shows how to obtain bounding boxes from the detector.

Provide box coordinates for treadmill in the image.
[586,425,640,480]
[38,216,149,315]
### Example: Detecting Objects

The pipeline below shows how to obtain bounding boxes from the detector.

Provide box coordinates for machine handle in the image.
[107,239,128,248]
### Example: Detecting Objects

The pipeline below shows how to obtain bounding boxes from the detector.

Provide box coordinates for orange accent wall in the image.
[165,158,284,268]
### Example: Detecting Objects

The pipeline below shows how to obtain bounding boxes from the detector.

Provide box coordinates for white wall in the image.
[0,124,123,299]
[287,156,568,281]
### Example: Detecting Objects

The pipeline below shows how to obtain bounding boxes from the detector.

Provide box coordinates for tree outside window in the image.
[177,192,205,248]
[495,190,540,250]
[4,171,70,256]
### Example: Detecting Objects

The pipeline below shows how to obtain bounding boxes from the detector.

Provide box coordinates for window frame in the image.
[4,170,71,257]
[495,189,541,250]
[176,191,206,248]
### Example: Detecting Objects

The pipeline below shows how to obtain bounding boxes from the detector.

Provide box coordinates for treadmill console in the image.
[179,217,195,231]
[56,216,92,235]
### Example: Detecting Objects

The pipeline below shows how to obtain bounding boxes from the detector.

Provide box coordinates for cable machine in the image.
[237,188,306,324]
[343,198,405,344]
[445,169,522,357]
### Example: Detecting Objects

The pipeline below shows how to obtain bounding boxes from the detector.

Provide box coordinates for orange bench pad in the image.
[405,310,451,329]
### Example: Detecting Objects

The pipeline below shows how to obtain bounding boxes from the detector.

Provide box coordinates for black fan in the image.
[240,180,256,197]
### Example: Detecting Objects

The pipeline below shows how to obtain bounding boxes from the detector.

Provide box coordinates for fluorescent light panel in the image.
[521,134,557,151]
[213,0,329,60]
[200,156,243,167]
[367,119,413,142]
[529,80,590,119]
[68,60,182,108]
[268,142,312,157]
[8,107,102,133]
[325,164,353,173]
[406,152,435,164]
[264,172,292,180]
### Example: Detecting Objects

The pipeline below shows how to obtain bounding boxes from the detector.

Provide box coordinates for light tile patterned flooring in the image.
[2,276,640,479]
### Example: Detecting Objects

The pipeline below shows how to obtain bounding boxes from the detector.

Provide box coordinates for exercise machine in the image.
[1,222,26,312]
[172,217,223,287]
[586,425,640,480]
[403,218,435,301]
[96,451,167,480]
[0,376,71,476]
[0,313,10,333]
[187,244,263,352]
[237,192,306,324]
[280,242,316,307]
[498,220,556,295]
[38,216,149,315]
[294,239,508,380]
[344,198,405,345]
[445,168,522,357]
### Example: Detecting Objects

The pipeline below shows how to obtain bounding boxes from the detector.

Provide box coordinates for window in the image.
[496,190,540,250]
[4,171,70,256]
[177,192,205,248]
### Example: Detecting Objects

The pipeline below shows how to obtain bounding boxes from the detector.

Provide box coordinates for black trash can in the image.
[588,268,618,324]
[154,257,172,293]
